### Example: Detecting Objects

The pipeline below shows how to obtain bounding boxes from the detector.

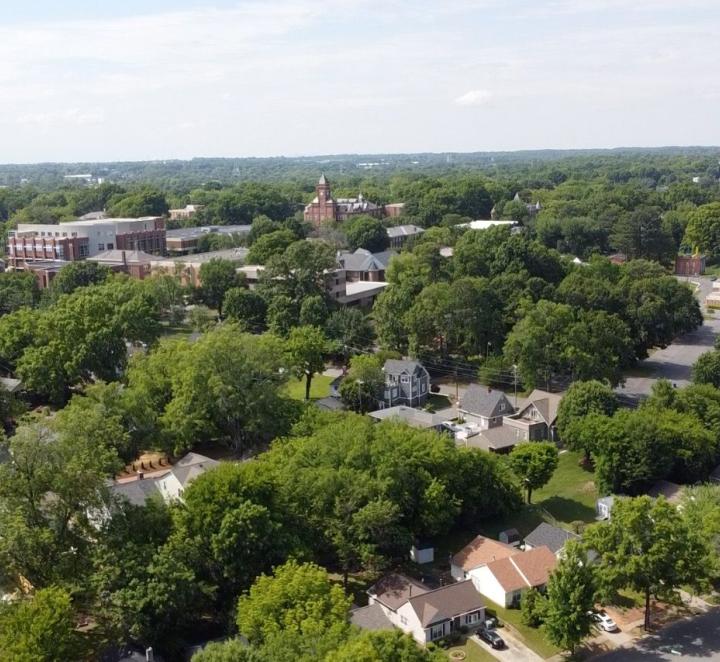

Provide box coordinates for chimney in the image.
[146,648,154,662]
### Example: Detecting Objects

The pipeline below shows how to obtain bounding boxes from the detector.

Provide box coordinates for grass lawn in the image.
[479,451,598,541]
[446,637,498,662]
[424,393,452,412]
[284,374,334,401]
[431,451,598,574]
[485,600,561,659]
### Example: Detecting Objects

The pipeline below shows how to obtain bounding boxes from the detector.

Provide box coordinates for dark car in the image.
[477,627,505,649]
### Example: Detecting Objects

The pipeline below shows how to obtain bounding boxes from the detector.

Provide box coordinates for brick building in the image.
[304,175,403,226]
[7,217,166,270]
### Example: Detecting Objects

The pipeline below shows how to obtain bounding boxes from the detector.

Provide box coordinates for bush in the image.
[521,587,546,627]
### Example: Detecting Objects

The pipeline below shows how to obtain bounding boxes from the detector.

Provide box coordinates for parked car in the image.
[477,627,505,649]
[588,609,619,632]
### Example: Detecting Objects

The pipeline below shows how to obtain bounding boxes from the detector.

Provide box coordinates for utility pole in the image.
[512,364,518,409]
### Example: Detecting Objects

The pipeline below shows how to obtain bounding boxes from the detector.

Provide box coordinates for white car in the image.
[588,610,619,632]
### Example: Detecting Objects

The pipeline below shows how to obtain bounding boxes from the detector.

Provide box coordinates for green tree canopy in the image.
[344,215,390,252]
[0,587,84,662]
[507,442,559,504]
[585,496,712,630]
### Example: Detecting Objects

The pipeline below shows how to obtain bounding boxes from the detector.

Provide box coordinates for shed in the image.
[498,528,521,547]
[409,541,434,565]
[596,496,614,520]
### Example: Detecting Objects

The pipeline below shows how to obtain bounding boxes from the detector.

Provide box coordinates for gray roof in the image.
[464,425,524,451]
[516,389,563,425]
[369,573,429,611]
[315,396,346,412]
[111,477,162,507]
[524,523,579,554]
[338,248,396,272]
[387,224,425,238]
[87,249,155,265]
[368,406,444,429]
[166,225,251,240]
[383,359,429,380]
[350,603,395,632]
[408,580,485,627]
[460,385,513,419]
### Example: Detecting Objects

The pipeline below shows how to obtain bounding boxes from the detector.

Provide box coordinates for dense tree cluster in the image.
[375,228,700,389]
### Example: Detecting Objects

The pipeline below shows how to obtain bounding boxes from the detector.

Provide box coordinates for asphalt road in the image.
[595,609,720,661]
[617,277,720,405]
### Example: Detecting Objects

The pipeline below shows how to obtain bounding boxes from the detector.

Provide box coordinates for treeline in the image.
[375,226,701,389]
[0,401,522,658]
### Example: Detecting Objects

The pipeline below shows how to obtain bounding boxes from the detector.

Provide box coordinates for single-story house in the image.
[524,522,580,558]
[451,421,524,453]
[368,406,446,431]
[363,573,485,644]
[383,359,430,407]
[450,535,517,582]
[470,546,557,608]
[459,386,514,430]
[504,389,563,441]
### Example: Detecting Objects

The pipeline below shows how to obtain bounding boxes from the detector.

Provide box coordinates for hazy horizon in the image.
[1,0,719,163]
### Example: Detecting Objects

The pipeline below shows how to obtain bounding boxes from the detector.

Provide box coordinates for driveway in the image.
[471,629,543,662]
[594,608,720,661]
[617,277,720,405]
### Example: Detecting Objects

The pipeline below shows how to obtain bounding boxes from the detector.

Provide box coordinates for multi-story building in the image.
[7,217,166,269]
[304,175,404,226]
[168,204,205,222]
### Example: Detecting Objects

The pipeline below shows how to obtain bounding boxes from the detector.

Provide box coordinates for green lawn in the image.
[284,374,334,401]
[485,600,561,659]
[446,637,498,662]
[424,393,452,412]
[479,451,598,540]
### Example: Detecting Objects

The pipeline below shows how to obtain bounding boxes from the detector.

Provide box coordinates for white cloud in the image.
[454,89,493,106]
[16,108,105,129]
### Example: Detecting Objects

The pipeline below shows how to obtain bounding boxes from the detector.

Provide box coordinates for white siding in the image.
[470,566,510,607]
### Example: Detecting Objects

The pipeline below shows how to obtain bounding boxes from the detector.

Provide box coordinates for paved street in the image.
[595,609,720,661]
[617,277,720,405]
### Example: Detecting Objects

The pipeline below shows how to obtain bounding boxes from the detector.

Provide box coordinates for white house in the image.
[450,534,517,582]
[469,546,556,608]
[110,453,219,507]
[356,573,485,644]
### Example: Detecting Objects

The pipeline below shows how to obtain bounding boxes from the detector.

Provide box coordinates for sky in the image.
[1,0,719,162]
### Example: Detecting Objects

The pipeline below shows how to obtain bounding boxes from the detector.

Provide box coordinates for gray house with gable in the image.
[383,359,430,407]
[459,385,514,429]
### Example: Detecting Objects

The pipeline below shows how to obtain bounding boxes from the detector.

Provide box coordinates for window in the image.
[421,383,426,393]
[400,615,408,625]
[107,243,114,250]
[430,623,445,640]
[465,611,481,625]
[401,376,409,384]
[98,243,105,251]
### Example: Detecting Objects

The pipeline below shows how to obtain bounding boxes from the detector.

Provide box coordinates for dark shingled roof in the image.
[350,603,395,631]
[460,385,513,419]
[408,580,485,627]
[524,522,579,554]
[383,359,429,380]
[369,573,429,611]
